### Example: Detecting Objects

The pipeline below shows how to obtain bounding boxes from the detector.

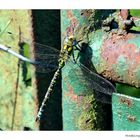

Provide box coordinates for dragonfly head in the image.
[64,35,77,47]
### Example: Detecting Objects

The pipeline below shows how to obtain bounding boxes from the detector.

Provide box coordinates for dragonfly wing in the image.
[79,63,116,104]
[31,43,60,73]
[79,63,116,94]
[80,63,116,104]
[33,54,59,73]
[34,42,60,55]
[64,59,116,104]
[0,31,60,73]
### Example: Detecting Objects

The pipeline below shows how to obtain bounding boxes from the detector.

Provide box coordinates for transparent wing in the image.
[79,63,116,94]
[0,31,60,73]
[32,43,60,73]
[79,63,116,103]
[64,59,116,104]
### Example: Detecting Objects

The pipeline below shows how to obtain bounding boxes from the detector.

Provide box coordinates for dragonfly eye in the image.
[72,40,78,46]
[64,37,69,43]
[68,35,75,40]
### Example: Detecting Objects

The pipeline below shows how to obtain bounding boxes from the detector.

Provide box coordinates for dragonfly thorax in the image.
[58,36,76,67]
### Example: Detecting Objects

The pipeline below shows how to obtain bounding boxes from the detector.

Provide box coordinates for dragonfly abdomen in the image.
[36,65,62,121]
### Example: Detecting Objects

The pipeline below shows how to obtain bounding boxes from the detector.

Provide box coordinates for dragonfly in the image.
[0,30,116,121]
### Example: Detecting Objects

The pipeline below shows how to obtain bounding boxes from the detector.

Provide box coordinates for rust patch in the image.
[101,69,117,81]
[120,9,129,20]
[119,97,133,107]
[64,84,83,105]
[127,114,136,122]
[101,33,140,84]
[67,10,74,19]
[102,34,138,66]
[66,26,74,37]
[66,10,78,37]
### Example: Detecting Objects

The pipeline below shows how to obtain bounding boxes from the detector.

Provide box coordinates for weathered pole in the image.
[61,9,114,130]
[61,9,140,130]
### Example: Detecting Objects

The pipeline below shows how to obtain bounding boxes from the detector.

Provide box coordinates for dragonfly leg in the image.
[75,41,82,52]
[72,51,77,64]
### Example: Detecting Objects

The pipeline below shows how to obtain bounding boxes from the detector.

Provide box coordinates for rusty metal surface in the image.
[90,31,140,88]
[112,93,140,130]
[62,59,109,130]
[61,9,140,88]
[61,9,113,130]
[61,9,140,131]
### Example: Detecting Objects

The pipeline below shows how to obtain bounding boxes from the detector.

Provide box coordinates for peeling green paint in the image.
[89,30,104,71]
[128,36,140,49]
[114,55,128,77]
[62,54,100,130]
[61,9,115,130]
[113,93,140,130]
